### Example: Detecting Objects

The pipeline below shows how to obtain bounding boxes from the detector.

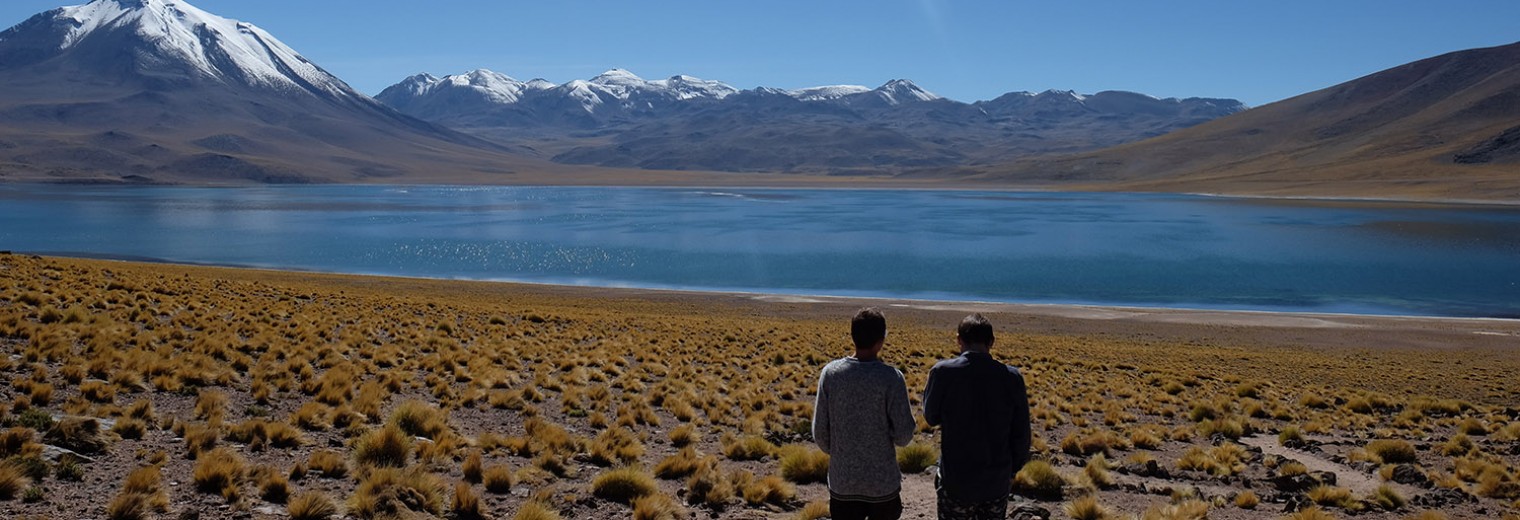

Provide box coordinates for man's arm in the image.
[1008,368,1031,472]
[923,365,943,427]
[811,368,831,454]
[888,369,915,447]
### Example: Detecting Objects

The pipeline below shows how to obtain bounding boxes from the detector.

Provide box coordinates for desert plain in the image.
[0,254,1516,520]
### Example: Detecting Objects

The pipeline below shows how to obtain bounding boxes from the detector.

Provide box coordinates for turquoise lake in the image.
[1,184,1517,318]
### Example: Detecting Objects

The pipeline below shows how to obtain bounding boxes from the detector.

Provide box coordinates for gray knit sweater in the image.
[812,357,915,501]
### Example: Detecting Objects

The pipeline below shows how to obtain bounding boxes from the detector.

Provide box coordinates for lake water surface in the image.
[1,184,1517,318]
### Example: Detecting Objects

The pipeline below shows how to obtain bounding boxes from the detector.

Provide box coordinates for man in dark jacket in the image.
[923,313,1031,520]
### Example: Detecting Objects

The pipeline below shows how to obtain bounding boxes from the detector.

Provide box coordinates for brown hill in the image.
[978,41,1520,201]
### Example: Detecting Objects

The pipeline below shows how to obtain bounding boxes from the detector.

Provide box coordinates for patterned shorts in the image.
[934,476,1007,520]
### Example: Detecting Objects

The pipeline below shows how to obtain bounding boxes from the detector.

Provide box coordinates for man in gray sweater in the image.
[812,308,916,520]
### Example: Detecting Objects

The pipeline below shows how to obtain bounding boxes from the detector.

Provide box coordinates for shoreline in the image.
[20,250,1520,325]
[6,179,1520,207]
[18,254,1520,341]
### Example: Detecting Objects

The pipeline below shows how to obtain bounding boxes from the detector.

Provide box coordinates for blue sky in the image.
[3,0,1517,106]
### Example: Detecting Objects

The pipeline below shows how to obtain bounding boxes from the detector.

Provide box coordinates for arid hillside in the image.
[980,42,1520,201]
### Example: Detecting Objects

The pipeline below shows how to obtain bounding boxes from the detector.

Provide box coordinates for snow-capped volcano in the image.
[0,0,536,184]
[0,0,357,99]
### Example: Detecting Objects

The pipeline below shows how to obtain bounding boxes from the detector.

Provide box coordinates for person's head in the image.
[851,307,887,355]
[956,313,995,352]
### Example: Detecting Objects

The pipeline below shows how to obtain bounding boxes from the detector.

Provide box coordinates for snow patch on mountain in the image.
[874,79,942,105]
[51,0,353,96]
[787,85,871,101]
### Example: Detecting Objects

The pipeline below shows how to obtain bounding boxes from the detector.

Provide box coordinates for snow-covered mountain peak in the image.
[45,0,354,97]
[786,85,871,101]
[648,74,737,100]
[403,73,439,84]
[875,79,941,104]
[462,69,517,83]
[388,73,440,96]
[590,68,644,85]
[1037,89,1086,101]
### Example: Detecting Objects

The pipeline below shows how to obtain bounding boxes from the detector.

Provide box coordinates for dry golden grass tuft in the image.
[778,444,830,484]
[191,447,246,502]
[1369,483,1406,510]
[668,423,698,447]
[592,466,658,504]
[896,442,936,474]
[389,399,449,440]
[1063,494,1112,520]
[1233,490,1260,509]
[1084,454,1115,489]
[795,500,829,520]
[685,463,736,509]
[722,434,776,461]
[1405,512,1449,520]
[1013,460,1065,500]
[513,500,563,520]
[483,464,515,494]
[633,492,685,520]
[307,450,348,479]
[0,460,32,501]
[1308,485,1355,509]
[349,467,445,519]
[287,491,339,520]
[258,465,291,504]
[461,449,484,483]
[452,480,486,520]
[654,446,704,479]
[1366,439,1418,464]
[353,425,411,468]
[1140,498,1209,520]
[1286,506,1338,519]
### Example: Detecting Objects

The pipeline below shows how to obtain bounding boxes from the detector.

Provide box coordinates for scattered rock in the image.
[1272,474,1319,493]
[1390,464,1428,486]
[1281,494,1311,513]
[1009,502,1051,520]
[1412,487,1474,508]
[1121,460,1167,478]
[39,444,95,463]
[43,416,108,455]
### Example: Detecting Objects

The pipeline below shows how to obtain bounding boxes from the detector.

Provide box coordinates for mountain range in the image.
[375,69,1246,173]
[979,41,1520,200]
[0,0,551,184]
[0,0,1515,200]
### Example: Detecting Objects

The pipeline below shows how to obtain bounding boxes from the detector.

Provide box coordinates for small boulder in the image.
[1272,474,1318,493]
[1009,502,1052,520]
[1390,464,1428,486]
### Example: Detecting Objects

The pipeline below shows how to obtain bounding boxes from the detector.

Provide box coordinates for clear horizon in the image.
[1,0,1517,106]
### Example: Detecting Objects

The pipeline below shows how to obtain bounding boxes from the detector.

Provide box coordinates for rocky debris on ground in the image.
[1412,487,1476,508]
[1389,464,1429,486]
[1009,502,1051,520]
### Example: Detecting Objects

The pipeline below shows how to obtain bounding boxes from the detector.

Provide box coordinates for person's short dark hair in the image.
[957,313,995,348]
[851,308,886,350]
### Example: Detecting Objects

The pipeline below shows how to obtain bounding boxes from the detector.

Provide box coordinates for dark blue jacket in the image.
[923,351,1031,503]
